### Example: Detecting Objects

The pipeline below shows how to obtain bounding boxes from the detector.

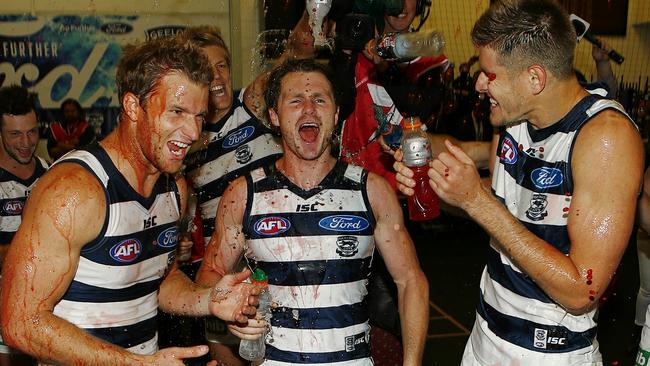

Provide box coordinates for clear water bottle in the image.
[306,0,332,47]
[401,117,439,221]
[371,30,445,60]
[239,269,271,362]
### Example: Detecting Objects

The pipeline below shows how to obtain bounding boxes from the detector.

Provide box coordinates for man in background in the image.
[47,98,96,161]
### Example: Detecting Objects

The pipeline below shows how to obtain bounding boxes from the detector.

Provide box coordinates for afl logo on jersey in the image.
[531,167,563,189]
[110,239,142,263]
[254,216,291,236]
[157,227,178,248]
[500,137,518,165]
[3,200,24,215]
[319,215,369,232]
[223,126,255,149]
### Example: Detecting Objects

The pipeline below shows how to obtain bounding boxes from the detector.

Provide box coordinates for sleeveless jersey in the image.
[243,162,376,365]
[185,89,282,260]
[470,95,634,364]
[52,145,181,355]
[0,156,48,244]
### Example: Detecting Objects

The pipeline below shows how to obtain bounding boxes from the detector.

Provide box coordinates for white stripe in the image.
[0,181,30,197]
[199,196,220,223]
[0,215,21,232]
[343,165,363,184]
[467,313,602,365]
[267,322,369,354]
[249,189,368,215]
[106,193,179,237]
[248,236,374,262]
[75,253,169,289]
[262,356,373,366]
[270,281,368,309]
[188,134,281,188]
[58,150,109,186]
[126,334,158,355]
[53,293,158,328]
[480,268,597,332]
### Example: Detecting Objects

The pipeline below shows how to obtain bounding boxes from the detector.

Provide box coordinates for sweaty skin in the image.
[0,73,259,366]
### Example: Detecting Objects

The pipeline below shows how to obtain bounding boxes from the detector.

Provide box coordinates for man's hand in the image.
[591,43,610,63]
[393,149,417,196]
[208,270,260,323]
[428,140,488,212]
[176,233,193,262]
[146,345,210,365]
[227,318,267,341]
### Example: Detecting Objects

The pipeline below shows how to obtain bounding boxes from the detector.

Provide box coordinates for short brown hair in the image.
[472,0,576,80]
[179,25,231,67]
[116,36,212,111]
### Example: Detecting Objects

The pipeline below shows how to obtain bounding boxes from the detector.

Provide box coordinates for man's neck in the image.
[0,152,35,180]
[527,79,589,130]
[100,124,161,197]
[276,153,337,191]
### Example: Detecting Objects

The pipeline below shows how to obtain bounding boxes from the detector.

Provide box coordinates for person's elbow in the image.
[0,306,32,352]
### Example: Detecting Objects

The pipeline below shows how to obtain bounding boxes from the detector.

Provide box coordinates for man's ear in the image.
[122,92,140,122]
[268,108,280,128]
[527,65,546,95]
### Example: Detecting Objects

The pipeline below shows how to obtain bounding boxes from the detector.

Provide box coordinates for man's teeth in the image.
[170,141,189,156]
[210,85,224,93]
[490,98,498,106]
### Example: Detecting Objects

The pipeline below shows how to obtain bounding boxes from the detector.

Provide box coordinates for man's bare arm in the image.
[196,176,248,287]
[367,173,429,366]
[430,111,643,314]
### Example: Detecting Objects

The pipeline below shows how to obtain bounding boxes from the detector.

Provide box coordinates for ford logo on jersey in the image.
[110,239,142,263]
[157,227,178,248]
[319,215,369,232]
[254,216,291,236]
[222,126,255,149]
[3,200,24,215]
[531,167,563,189]
[500,136,518,164]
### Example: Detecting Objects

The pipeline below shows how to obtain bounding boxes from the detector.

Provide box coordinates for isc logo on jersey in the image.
[319,215,369,232]
[3,200,24,215]
[254,216,291,236]
[157,227,178,248]
[223,126,255,149]
[110,239,142,263]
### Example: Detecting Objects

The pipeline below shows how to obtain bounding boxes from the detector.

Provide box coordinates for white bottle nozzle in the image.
[306,0,332,47]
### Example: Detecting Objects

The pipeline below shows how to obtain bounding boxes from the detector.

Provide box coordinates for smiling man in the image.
[0,37,260,366]
[394,0,643,364]
[0,85,48,366]
[196,58,429,365]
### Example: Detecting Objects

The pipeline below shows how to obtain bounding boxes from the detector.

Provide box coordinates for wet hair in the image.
[179,25,231,67]
[60,98,85,121]
[264,58,339,112]
[471,0,576,80]
[0,85,37,125]
[116,36,212,111]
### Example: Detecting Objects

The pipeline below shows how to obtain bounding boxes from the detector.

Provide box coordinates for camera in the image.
[335,13,375,51]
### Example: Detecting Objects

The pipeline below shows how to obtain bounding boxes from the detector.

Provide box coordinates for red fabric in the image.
[50,121,89,144]
[370,326,403,366]
[189,202,206,263]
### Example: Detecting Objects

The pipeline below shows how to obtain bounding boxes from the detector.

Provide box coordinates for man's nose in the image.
[475,72,488,93]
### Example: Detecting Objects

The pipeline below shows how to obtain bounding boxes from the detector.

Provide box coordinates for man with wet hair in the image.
[0,36,259,366]
[197,58,429,365]
[0,85,48,366]
[394,0,643,363]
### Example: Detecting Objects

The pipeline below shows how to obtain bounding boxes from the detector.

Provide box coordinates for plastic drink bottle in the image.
[306,0,332,47]
[239,269,271,361]
[401,117,439,221]
[370,30,445,60]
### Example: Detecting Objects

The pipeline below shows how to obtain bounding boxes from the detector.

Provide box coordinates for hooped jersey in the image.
[472,94,634,363]
[243,161,376,365]
[52,144,181,355]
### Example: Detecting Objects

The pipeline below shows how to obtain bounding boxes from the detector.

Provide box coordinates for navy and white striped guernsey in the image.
[469,94,635,364]
[243,161,376,365]
[52,144,181,355]
[0,156,48,244]
[185,89,282,250]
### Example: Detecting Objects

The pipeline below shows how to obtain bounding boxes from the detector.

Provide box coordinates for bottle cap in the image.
[251,268,268,285]
[402,116,422,130]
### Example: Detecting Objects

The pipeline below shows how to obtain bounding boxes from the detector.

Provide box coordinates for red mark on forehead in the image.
[487,73,496,81]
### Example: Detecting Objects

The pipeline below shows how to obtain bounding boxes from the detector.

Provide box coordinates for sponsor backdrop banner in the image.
[0,14,216,138]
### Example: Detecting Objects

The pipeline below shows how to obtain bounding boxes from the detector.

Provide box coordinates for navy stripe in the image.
[248,212,374,239]
[477,292,596,352]
[0,231,14,244]
[486,247,553,303]
[266,333,370,363]
[500,145,571,196]
[258,258,372,286]
[85,315,157,349]
[271,303,368,329]
[62,278,161,303]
